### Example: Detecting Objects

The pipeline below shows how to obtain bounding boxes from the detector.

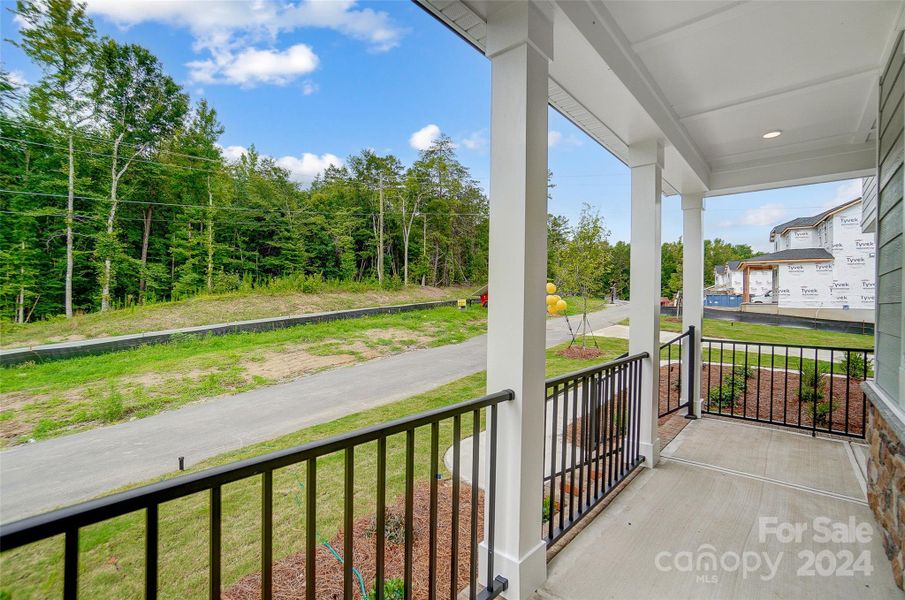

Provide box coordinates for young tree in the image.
[556,203,611,298]
[91,39,188,310]
[14,0,96,318]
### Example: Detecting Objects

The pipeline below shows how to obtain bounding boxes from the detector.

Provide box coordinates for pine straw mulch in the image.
[224,480,483,600]
[700,365,866,435]
[557,345,602,360]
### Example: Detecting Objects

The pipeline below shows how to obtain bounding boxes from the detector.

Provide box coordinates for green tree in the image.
[90,38,188,310]
[556,203,611,297]
[704,238,754,286]
[661,240,683,298]
[14,0,97,317]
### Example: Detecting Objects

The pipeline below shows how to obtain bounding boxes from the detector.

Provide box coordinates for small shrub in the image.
[707,366,751,408]
[365,509,406,545]
[542,496,553,523]
[814,400,831,424]
[210,271,241,294]
[382,275,403,291]
[839,353,872,380]
[799,364,826,403]
[373,577,405,600]
[95,387,125,423]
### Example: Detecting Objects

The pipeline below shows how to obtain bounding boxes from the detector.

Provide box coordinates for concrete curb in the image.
[0,299,469,366]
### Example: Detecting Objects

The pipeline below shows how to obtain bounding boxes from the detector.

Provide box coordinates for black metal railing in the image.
[0,391,513,600]
[658,326,696,419]
[701,338,873,438]
[542,352,648,546]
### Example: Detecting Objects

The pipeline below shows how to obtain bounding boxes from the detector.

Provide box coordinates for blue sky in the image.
[2,0,862,253]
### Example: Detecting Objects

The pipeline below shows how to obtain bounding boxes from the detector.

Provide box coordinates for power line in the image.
[0,135,224,175]
[0,189,488,218]
[0,116,224,165]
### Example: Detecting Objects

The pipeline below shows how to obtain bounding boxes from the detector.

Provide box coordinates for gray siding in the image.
[863,176,878,232]
[876,31,904,403]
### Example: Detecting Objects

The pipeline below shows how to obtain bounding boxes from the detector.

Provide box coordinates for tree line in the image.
[548,203,754,303]
[0,0,491,322]
[0,1,755,324]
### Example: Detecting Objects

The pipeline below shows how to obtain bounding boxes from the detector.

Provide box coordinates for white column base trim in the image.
[479,539,547,600]
[641,439,661,468]
[692,397,703,419]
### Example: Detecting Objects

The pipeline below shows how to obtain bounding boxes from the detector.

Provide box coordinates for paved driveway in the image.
[0,303,630,523]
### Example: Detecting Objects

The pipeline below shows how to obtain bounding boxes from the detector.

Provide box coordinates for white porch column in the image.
[681,193,705,418]
[629,140,664,468]
[482,2,552,599]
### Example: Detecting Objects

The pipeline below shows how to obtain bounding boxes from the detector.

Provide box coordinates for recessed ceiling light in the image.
[762,130,782,139]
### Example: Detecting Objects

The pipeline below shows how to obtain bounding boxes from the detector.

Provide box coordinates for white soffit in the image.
[601,0,904,195]
[418,0,903,196]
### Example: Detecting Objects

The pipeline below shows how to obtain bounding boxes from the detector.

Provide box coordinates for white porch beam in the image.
[681,193,704,418]
[707,142,875,197]
[629,139,664,468]
[482,2,552,599]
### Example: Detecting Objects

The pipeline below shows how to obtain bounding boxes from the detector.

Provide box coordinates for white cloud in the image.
[7,70,28,88]
[822,179,862,209]
[220,145,249,162]
[188,44,318,87]
[410,124,441,151]
[719,203,787,228]
[301,80,319,95]
[276,153,344,184]
[548,130,583,148]
[218,145,343,185]
[83,0,404,87]
[459,130,487,151]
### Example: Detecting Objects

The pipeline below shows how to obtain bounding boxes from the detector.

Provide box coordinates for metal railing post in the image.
[685,325,698,420]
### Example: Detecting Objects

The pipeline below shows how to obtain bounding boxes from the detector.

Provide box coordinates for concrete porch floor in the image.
[535,417,903,599]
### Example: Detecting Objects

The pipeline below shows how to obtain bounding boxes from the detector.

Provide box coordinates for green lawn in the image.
[0,337,628,600]
[655,316,872,349]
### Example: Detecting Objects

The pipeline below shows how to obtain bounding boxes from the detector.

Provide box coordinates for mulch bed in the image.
[658,364,685,416]
[224,481,483,600]
[699,364,866,435]
[557,345,602,360]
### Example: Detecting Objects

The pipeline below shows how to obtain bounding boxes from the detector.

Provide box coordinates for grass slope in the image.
[0,285,470,349]
[0,338,628,600]
[0,307,486,445]
[0,297,606,446]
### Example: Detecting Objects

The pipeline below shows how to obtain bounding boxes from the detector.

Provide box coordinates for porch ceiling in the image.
[417,0,904,197]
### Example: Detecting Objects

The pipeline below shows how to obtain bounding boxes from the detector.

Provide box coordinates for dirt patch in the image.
[0,390,40,412]
[243,347,359,381]
[557,346,602,360]
[224,480,483,600]
[0,416,31,442]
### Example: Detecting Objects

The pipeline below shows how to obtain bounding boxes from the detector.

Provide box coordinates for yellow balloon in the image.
[545,294,556,306]
[555,299,567,312]
[546,282,557,294]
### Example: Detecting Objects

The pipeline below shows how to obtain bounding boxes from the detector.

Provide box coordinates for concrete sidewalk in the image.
[537,418,899,599]
[0,303,630,523]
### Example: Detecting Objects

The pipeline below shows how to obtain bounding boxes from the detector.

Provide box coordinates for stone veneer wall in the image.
[867,402,905,590]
